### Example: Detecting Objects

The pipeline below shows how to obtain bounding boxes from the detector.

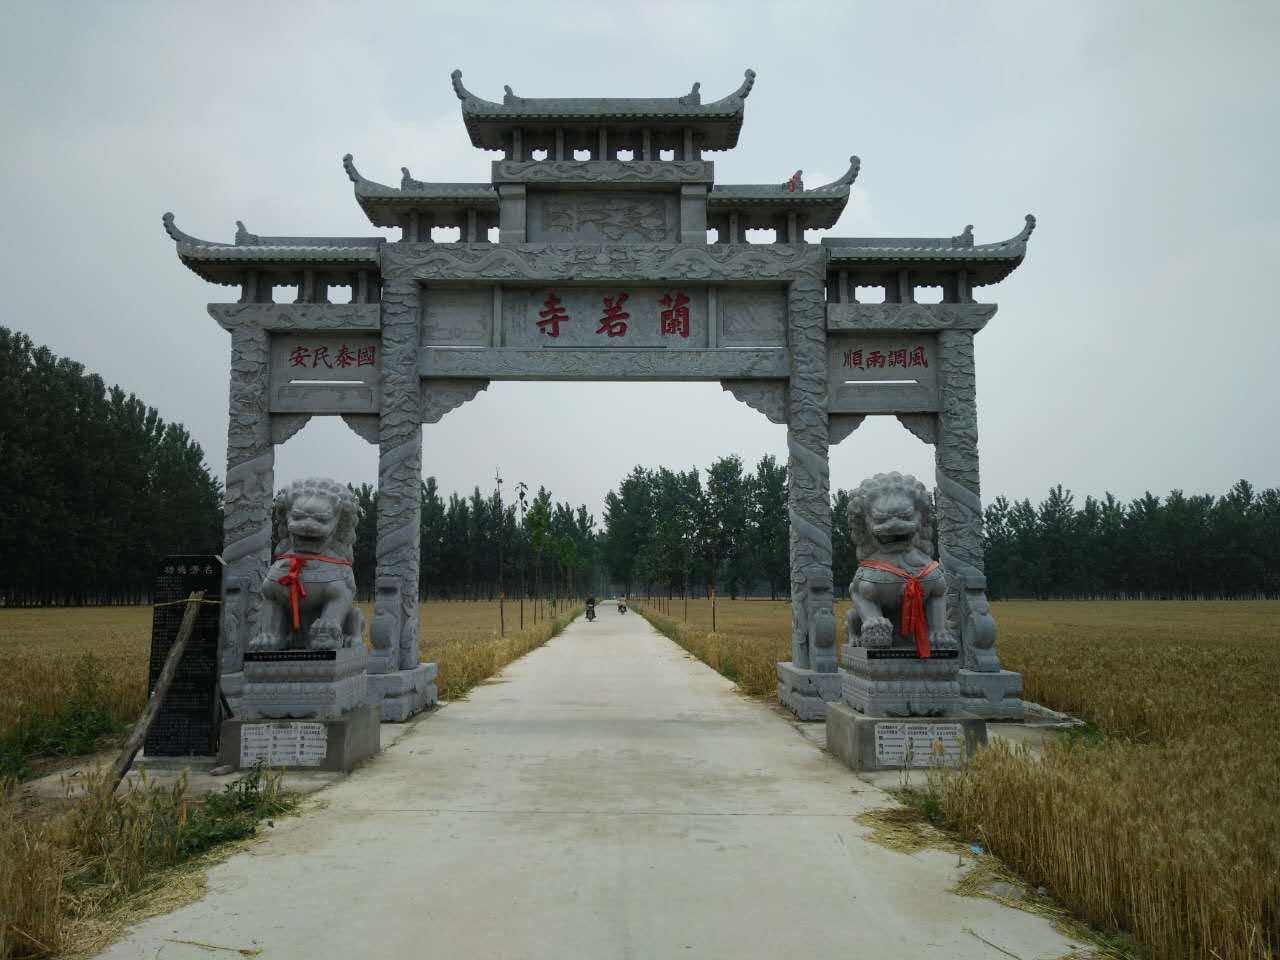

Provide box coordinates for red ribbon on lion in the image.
[275,552,352,630]
[857,559,939,658]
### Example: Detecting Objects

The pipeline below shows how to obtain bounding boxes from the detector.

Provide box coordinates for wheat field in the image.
[0,598,575,960]
[0,600,572,743]
[636,596,1280,960]
[4,598,1278,958]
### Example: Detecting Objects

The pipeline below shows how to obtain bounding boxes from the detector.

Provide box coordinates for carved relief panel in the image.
[718,286,787,347]
[422,286,494,347]
[525,190,679,243]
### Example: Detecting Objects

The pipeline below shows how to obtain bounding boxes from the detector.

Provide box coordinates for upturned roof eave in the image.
[451,68,755,151]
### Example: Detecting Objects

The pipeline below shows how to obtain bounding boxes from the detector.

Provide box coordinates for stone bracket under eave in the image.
[421,379,490,424]
[721,379,786,424]
[826,303,996,332]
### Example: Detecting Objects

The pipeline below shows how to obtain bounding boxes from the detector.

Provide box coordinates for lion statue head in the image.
[847,472,932,561]
[273,478,358,560]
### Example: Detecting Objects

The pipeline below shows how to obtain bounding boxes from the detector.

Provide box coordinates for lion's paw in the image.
[309,618,345,650]
[860,618,893,648]
[248,632,284,652]
[930,630,960,652]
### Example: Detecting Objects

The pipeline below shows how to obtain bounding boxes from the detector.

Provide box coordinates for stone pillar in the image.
[680,185,707,244]
[369,279,437,720]
[935,328,1023,719]
[498,185,526,243]
[777,272,841,720]
[215,319,275,709]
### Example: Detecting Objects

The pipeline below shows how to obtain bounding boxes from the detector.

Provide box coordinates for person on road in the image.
[585,595,597,621]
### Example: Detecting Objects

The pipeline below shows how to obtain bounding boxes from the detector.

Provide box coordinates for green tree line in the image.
[344,479,603,603]
[983,480,1280,599]
[599,456,1280,601]
[599,455,790,599]
[0,326,223,605]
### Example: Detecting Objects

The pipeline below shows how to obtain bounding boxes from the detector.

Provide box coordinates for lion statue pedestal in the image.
[825,473,986,772]
[221,479,380,773]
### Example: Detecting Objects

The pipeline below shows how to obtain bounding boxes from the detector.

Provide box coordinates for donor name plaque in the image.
[240,721,328,767]
[874,721,964,768]
[145,555,223,757]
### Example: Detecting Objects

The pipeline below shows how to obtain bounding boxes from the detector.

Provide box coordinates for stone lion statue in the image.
[846,472,957,657]
[250,478,363,652]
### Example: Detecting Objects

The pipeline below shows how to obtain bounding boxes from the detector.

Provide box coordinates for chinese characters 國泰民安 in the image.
[288,344,377,368]
[840,346,928,370]
[536,291,693,339]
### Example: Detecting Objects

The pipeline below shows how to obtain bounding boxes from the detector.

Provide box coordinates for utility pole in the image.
[496,466,504,636]
[517,481,528,630]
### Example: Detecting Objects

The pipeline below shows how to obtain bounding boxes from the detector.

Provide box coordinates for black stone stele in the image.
[144,555,223,757]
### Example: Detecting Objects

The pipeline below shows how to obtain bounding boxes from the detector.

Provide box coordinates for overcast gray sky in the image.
[3,1,1276,517]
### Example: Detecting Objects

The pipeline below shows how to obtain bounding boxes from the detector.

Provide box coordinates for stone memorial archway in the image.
[165,68,1033,727]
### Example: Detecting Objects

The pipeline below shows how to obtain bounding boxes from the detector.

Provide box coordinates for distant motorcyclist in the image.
[617,594,627,614]
[585,595,597,621]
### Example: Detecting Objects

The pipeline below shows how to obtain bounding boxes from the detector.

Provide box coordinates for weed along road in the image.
[97,612,1077,959]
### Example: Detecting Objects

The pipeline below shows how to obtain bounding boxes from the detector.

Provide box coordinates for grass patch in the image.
[1,764,294,960]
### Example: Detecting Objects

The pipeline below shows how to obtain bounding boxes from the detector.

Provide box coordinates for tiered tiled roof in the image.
[343,155,497,233]
[709,157,860,232]
[823,215,1036,286]
[451,69,756,153]
[162,213,381,286]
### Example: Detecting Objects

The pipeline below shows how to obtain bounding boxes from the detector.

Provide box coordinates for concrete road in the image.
[98,610,1081,959]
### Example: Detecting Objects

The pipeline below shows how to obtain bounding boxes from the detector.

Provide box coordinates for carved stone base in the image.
[777,662,842,721]
[367,663,438,722]
[220,670,246,716]
[958,668,1024,721]
[219,704,381,772]
[840,647,961,718]
[825,702,986,772]
[240,647,369,720]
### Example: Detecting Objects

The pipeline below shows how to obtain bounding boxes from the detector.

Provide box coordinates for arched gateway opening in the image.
[162,68,1034,770]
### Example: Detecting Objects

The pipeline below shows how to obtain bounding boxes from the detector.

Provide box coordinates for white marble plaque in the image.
[240,721,328,767]
[874,721,964,768]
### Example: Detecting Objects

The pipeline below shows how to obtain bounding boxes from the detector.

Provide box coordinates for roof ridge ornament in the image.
[811,156,861,194]
[678,81,701,106]
[952,224,974,245]
[162,212,222,247]
[1016,214,1037,242]
[707,68,756,107]
[401,167,426,190]
[235,220,260,245]
[450,68,474,103]
[342,153,366,185]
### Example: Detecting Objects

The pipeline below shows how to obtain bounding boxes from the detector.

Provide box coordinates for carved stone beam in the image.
[209,302,381,333]
[826,303,997,333]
